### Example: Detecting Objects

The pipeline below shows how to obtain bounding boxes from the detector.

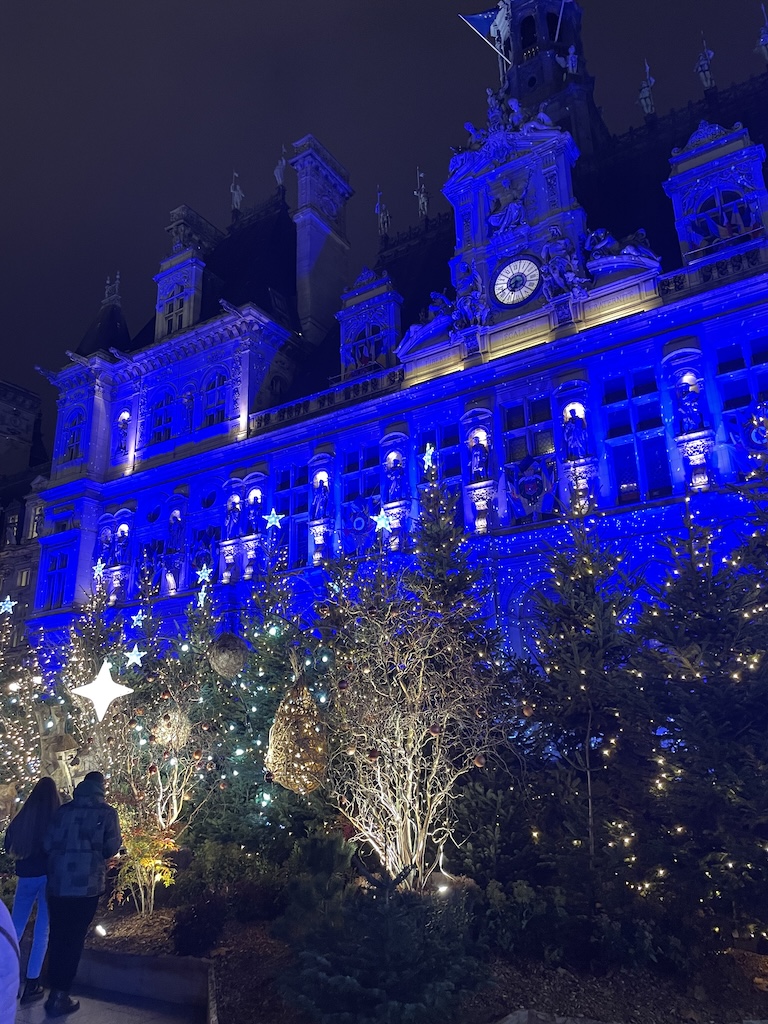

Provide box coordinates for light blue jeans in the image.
[12,875,49,979]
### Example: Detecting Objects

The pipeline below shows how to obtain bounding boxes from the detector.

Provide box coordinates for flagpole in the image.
[555,0,567,42]
[458,14,511,65]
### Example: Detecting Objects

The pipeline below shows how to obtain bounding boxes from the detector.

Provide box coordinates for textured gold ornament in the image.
[265,681,327,795]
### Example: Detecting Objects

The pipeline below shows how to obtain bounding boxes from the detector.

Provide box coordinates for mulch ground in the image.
[89,907,768,1024]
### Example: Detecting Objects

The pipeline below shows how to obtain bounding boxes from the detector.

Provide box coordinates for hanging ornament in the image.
[0,595,17,615]
[92,558,106,581]
[73,660,134,722]
[196,563,213,585]
[473,753,486,768]
[264,679,327,794]
[131,609,146,629]
[208,633,248,679]
[262,507,285,530]
[152,708,192,749]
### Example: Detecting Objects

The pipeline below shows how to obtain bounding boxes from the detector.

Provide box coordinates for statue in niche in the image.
[113,528,130,565]
[677,383,703,434]
[225,498,242,540]
[96,527,112,564]
[168,510,183,552]
[386,458,406,502]
[311,478,331,520]
[487,176,528,236]
[470,435,490,480]
[694,43,715,90]
[116,416,129,455]
[563,408,588,461]
[246,492,262,535]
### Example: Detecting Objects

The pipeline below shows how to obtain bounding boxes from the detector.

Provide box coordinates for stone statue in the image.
[486,87,504,131]
[182,392,194,433]
[375,190,391,237]
[756,22,768,64]
[230,172,244,212]
[113,528,129,565]
[677,384,703,434]
[428,291,452,320]
[638,61,656,116]
[487,176,528,235]
[563,408,588,460]
[116,416,129,455]
[225,499,241,540]
[311,478,330,520]
[168,510,183,551]
[274,146,287,188]
[454,260,489,328]
[584,227,620,260]
[541,227,588,300]
[556,45,579,75]
[414,172,429,219]
[386,458,406,502]
[621,228,658,260]
[507,98,525,129]
[470,436,490,480]
[694,43,715,90]
[247,492,262,535]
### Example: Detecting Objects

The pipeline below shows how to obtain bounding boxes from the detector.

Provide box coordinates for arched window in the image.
[62,410,85,463]
[164,284,184,336]
[520,15,537,53]
[148,390,174,445]
[203,372,228,428]
[688,188,757,256]
[546,12,559,39]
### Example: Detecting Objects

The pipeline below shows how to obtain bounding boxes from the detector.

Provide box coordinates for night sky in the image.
[0,0,764,446]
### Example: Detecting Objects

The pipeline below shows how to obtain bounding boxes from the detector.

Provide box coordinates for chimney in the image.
[290,136,354,348]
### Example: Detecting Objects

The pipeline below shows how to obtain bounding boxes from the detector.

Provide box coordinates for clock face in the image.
[494,258,541,306]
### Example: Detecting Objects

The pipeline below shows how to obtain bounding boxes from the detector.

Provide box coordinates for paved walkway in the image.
[15,986,203,1024]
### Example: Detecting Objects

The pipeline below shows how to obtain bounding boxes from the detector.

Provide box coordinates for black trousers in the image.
[46,893,99,992]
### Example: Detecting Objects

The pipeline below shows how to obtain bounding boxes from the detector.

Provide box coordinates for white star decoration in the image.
[196,564,213,584]
[262,508,285,530]
[73,659,134,722]
[0,596,17,616]
[131,609,146,629]
[125,644,147,669]
[422,443,435,471]
[197,584,208,608]
[93,558,106,580]
[371,510,392,533]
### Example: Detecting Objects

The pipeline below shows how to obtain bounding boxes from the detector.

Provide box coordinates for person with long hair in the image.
[4,776,61,1005]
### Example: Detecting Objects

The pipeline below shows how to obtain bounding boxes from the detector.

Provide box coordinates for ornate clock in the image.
[493,258,541,306]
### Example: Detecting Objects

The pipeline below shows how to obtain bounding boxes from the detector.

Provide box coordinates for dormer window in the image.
[687,188,759,258]
[164,284,185,336]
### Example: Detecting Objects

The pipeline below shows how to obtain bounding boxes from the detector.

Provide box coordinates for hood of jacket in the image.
[73,772,106,805]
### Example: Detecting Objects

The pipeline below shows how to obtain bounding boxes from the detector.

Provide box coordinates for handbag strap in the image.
[0,923,20,969]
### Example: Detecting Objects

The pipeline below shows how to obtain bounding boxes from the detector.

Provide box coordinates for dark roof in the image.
[376,213,455,326]
[576,71,768,269]
[76,299,131,357]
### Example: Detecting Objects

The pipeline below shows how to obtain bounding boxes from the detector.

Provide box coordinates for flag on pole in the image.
[459,6,512,65]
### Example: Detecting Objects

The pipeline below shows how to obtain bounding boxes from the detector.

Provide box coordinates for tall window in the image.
[148,391,174,445]
[61,411,85,463]
[603,366,671,504]
[43,552,68,610]
[164,285,184,336]
[203,373,228,428]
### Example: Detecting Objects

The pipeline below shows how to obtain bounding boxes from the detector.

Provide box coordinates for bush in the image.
[171,892,227,956]
[233,875,288,922]
[280,885,481,1024]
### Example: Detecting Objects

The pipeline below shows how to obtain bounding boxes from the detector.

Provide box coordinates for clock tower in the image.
[443,95,588,325]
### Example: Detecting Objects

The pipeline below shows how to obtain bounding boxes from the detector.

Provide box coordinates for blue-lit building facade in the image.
[26,0,768,657]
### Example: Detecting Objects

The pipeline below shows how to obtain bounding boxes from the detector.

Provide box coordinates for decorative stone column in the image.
[466,481,497,534]
[676,429,716,490]
[382,499,411,551]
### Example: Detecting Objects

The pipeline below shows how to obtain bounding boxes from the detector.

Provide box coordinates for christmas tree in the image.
[0,600,45,813]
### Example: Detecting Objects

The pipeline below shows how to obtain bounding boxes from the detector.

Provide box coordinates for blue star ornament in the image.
[197,584,208,608]
[73,659,134,722]
[131,609,146,629]
[125,644,147,669]
[196,564,213,585]
[93,558,107,580]
[0,596,17,615]
[422,443,435,471]
[262,508,285,530]
[371,509,392,533]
